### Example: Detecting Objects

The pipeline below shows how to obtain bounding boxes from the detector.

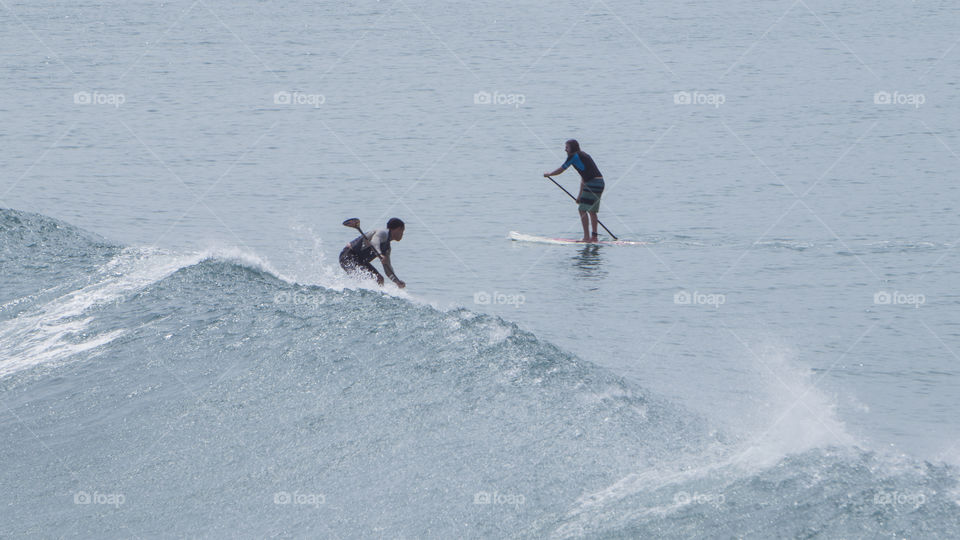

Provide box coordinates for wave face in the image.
[1,209,958,538]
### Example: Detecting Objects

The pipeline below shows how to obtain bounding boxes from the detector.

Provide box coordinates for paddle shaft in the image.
[545,176,618,240]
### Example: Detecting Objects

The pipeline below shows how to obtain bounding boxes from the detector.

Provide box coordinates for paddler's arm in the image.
[543,167,565,177]
[379,253,405,289]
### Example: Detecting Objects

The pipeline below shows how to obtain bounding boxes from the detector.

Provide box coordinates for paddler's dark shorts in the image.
[339,246,378,278]
[578,177,604,212]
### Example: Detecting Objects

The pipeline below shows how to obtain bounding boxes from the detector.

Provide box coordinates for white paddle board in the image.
[509,231,647,246]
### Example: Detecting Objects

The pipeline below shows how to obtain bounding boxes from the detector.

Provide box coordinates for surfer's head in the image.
[565,139,580,155]
[387,217,405,241]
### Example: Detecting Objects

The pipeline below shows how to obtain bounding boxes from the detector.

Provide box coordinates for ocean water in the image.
[2,0,960,537]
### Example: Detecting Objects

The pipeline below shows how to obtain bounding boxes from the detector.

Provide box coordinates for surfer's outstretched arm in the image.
[380,254,405,289]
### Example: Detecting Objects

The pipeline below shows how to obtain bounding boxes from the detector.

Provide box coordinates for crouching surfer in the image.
[339,217,406,289]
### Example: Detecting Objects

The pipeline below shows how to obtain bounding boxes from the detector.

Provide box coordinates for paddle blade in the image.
[342,218,360,228]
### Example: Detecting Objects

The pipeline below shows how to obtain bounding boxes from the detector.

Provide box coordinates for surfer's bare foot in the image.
[578,237,590,243]
[590,235,599,242]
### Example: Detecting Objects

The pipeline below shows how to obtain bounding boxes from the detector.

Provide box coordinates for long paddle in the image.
[544,176,618,240]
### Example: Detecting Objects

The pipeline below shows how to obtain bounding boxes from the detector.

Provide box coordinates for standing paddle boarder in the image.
[544,139,605,242]
[340,217,406,288]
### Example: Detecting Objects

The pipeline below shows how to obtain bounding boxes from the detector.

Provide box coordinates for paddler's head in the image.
[387,218,405,241]
[565,139,580,155]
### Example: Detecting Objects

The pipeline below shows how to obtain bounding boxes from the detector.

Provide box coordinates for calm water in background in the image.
[2,0,960,536]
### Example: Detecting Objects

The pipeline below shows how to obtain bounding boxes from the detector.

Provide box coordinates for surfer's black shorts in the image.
[339,246,379,279]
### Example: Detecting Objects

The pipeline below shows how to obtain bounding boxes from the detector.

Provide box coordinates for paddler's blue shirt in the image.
[561,151,603,182]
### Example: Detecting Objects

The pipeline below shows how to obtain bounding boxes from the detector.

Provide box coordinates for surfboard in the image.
[508,231,648,246]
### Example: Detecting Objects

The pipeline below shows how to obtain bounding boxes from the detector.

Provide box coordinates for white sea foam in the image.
[0,248,201,378]
[557,346,860,535]
[727,346,857,468]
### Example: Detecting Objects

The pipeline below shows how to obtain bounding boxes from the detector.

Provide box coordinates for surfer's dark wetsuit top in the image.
[346,229,391,264]
[340,228,392,279]
[561,151,604,207]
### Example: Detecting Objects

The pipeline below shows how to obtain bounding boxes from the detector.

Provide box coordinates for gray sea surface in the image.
[2,0,959,537]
